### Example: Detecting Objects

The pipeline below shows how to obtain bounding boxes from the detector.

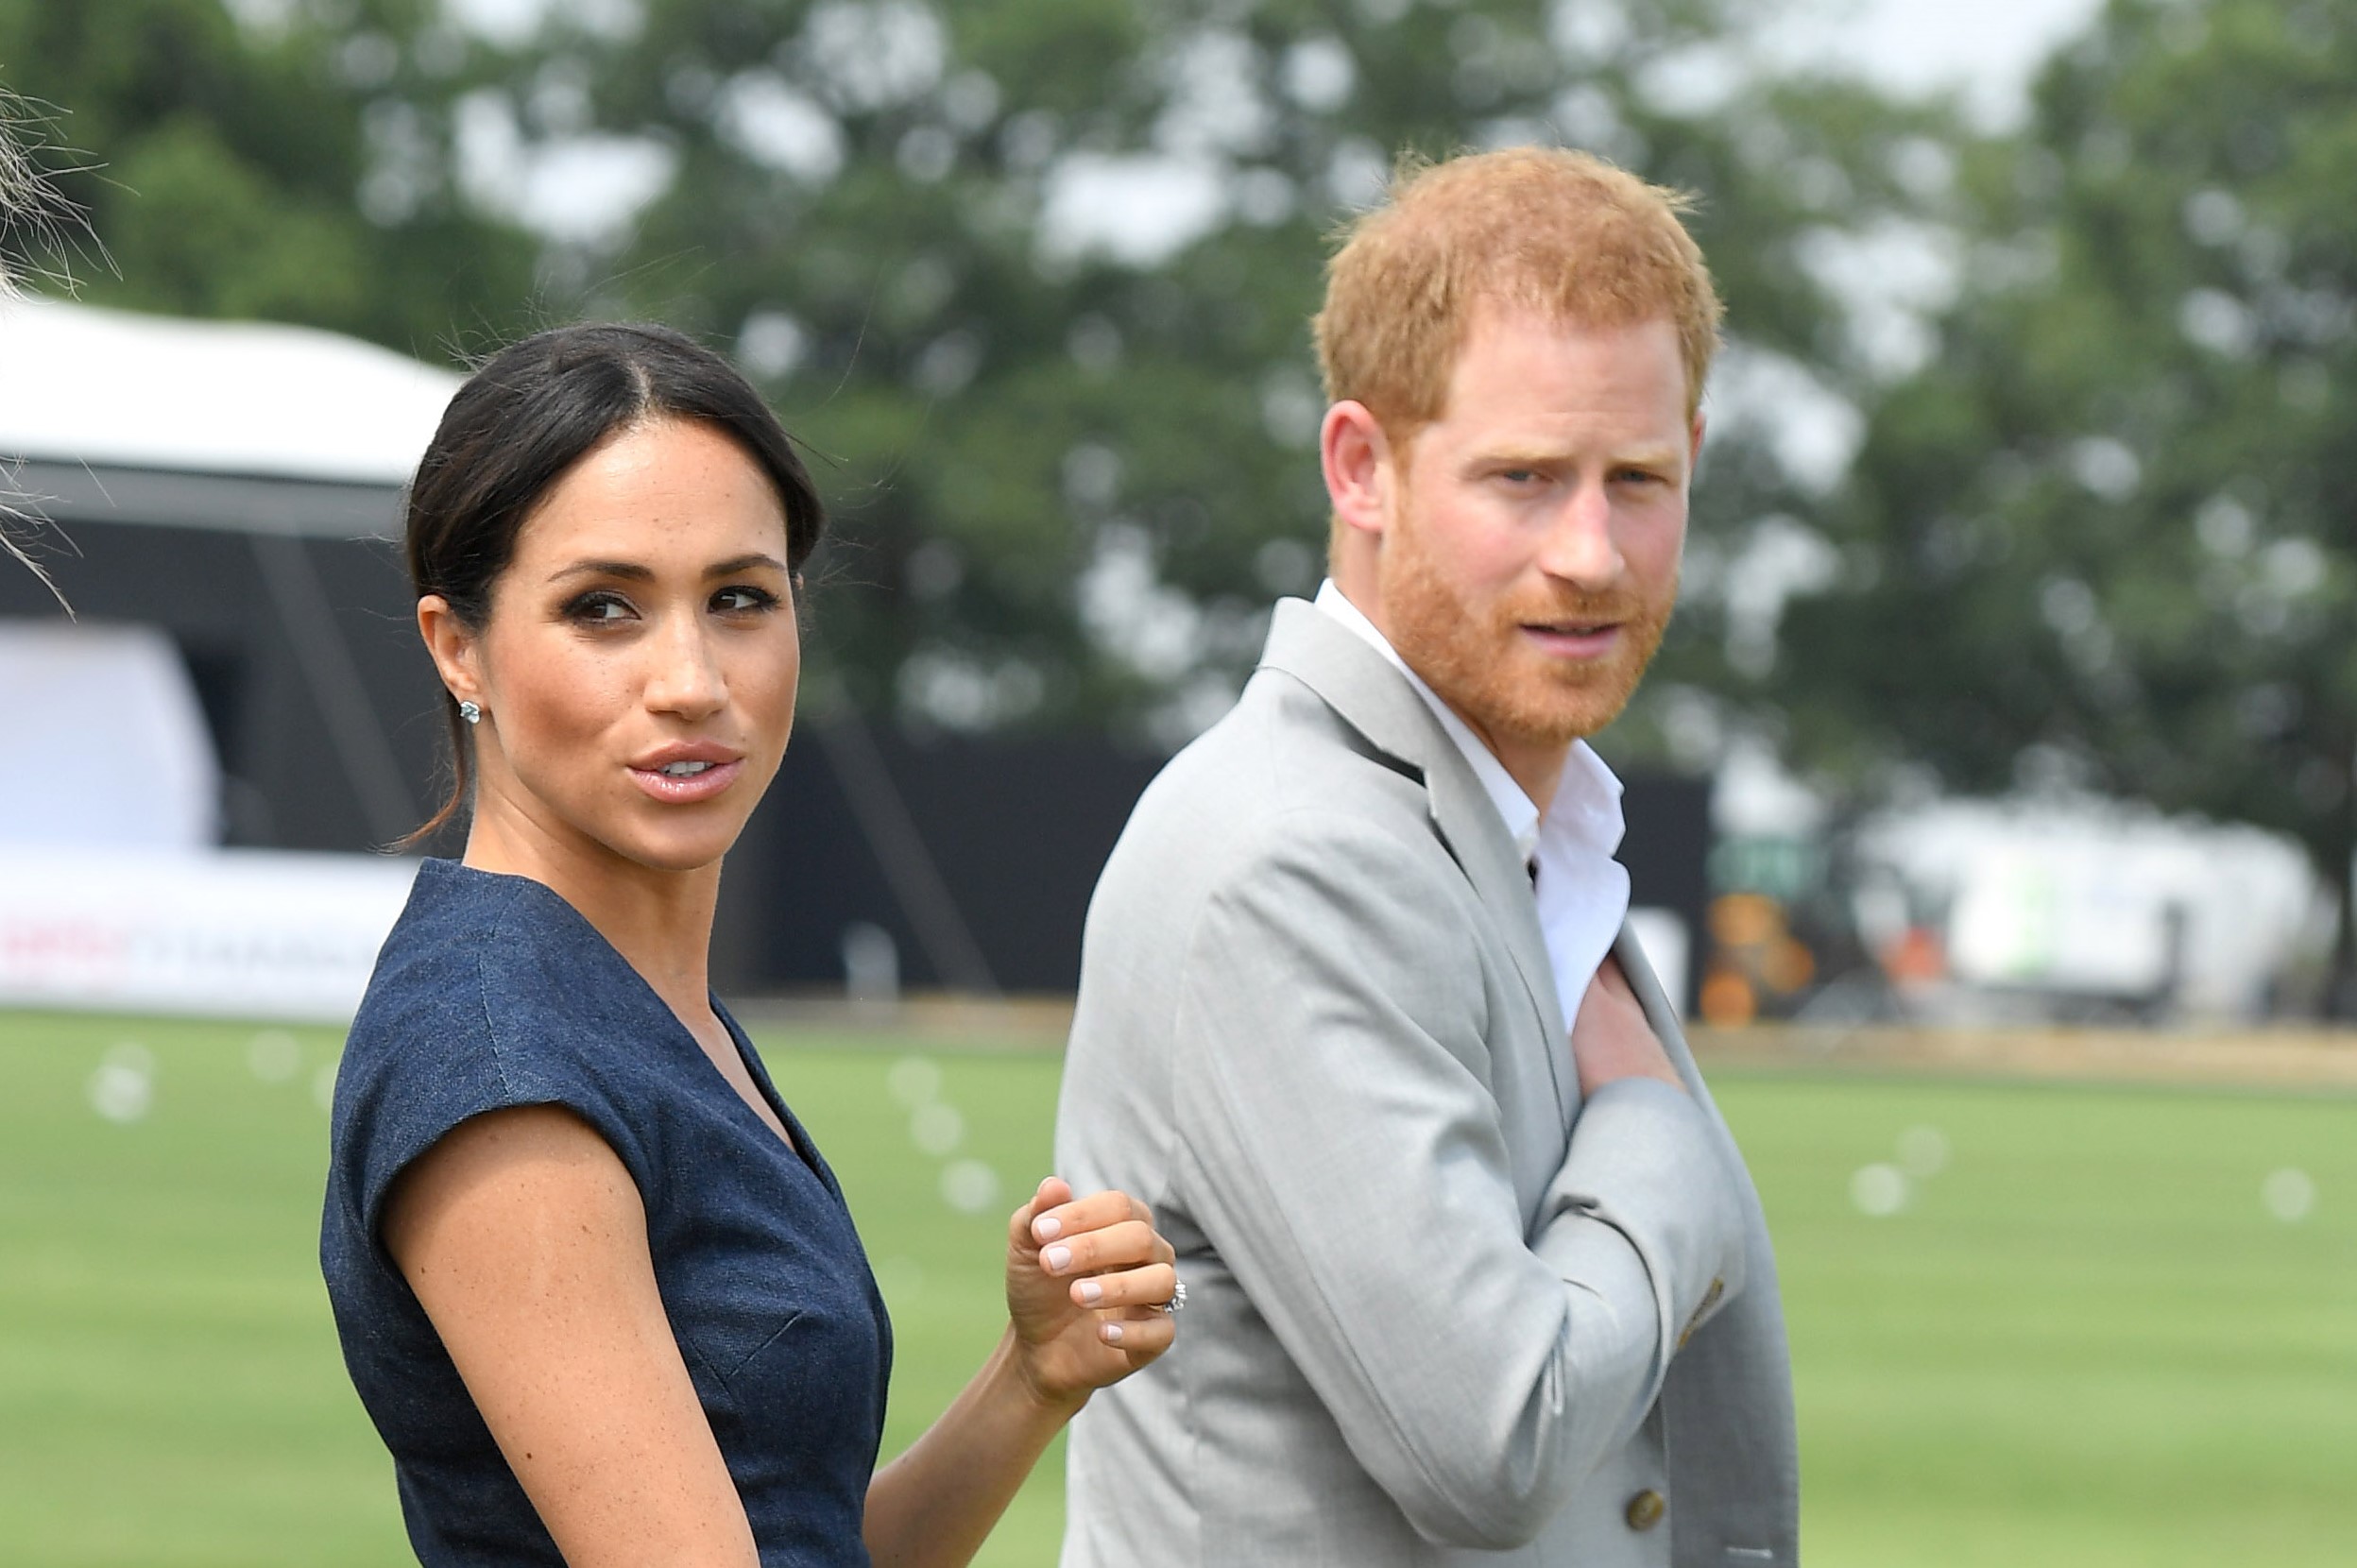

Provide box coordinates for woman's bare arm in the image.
[384,1113,1174,1568]
[862,1180,1177,1568]
[382,1103,759,1568]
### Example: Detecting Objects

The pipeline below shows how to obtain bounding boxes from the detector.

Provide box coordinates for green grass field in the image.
[2,1011,2352,1565]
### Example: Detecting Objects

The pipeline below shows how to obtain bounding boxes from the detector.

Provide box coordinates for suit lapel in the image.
[1612,925,1703,1092]
[1256,602,1572,1088]
[1419,747,1575,1120]
[1615,923,1758,1168]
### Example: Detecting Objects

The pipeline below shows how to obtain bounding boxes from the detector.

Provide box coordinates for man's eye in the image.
[1498,469,1542,485]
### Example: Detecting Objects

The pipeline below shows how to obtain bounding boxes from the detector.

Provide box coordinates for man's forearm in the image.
[1546,1077,1751,1406]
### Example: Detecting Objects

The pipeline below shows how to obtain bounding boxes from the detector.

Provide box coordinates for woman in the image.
[320,323,1178,1567]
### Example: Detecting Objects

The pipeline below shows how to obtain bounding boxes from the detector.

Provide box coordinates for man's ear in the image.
[1321,400,1397,539]
[1689,411,1707,472]
[416,595,482,707]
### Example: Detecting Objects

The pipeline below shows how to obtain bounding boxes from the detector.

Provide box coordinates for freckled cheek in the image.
[728,637,803,759]
[493,637,640,777]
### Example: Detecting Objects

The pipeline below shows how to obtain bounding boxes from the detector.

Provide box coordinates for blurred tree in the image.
[0,0,539,360]
[487,0,1948,744]
[1778,0,2357,1008]
[5,0,1950,765]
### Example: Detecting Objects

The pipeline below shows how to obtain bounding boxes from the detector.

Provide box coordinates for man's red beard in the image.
[1378,515,1676,751]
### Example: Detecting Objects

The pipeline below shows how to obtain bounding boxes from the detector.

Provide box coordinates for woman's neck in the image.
[460,806,722,1034]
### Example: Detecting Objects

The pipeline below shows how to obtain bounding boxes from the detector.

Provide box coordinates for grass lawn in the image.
[0,1009,2351,1565]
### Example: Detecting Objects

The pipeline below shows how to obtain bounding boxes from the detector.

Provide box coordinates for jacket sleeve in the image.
[1170,810,1750,1550]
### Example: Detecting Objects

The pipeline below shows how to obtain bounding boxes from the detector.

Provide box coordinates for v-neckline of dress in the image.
[694,1003,824,1179]
[443,861,828,1185]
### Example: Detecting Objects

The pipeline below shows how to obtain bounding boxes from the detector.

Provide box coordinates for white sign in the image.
[0,846,419,1022]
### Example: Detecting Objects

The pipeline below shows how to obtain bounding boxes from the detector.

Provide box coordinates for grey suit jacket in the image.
[1055,600,1797,1566]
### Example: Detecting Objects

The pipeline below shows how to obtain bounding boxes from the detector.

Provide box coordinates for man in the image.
[1054,146,1796,1566]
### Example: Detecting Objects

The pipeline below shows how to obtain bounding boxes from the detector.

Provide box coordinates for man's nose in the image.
[644,615,727,719]
[1536,483,1623,588]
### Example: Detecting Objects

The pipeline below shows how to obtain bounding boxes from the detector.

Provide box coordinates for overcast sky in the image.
[451,0,2111,126]
[440,0,2115,247]
[1782,0,2107,127]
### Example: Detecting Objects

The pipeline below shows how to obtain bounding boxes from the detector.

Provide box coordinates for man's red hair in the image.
[1314,146,1724,440]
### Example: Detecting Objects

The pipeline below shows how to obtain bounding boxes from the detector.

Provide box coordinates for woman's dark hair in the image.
[402,321,826,845]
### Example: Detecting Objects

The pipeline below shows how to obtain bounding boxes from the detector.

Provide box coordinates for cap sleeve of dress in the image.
[329,864,662,1269]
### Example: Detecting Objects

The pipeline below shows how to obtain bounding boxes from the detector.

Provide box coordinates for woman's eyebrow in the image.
[543,553,788,585]
[546,558,653,585]
[704,553,790,578]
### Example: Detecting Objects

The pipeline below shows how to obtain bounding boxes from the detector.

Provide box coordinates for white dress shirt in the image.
[1313,581,1631,1040]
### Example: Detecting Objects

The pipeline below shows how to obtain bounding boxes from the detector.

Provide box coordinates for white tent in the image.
[0,296,459,484]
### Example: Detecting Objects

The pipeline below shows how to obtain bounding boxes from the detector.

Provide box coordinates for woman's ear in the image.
[417,595,482,707]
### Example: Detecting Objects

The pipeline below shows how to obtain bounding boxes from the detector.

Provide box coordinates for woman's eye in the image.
[565,591,637,624]
[712,585,781,615]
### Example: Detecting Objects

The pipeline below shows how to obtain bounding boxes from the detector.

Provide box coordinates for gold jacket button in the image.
[1625,1489,1666,1531]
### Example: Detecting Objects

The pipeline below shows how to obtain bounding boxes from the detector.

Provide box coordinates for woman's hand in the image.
[864,1180,1179,1564]
[1002,1177,1177,1412]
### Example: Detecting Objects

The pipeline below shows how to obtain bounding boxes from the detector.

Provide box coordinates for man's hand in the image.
[1571,956,1687,1098]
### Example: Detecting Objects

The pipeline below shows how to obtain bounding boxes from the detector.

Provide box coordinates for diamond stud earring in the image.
[457,700,482,725]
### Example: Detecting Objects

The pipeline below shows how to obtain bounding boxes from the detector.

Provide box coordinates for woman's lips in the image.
[628,758,745,804]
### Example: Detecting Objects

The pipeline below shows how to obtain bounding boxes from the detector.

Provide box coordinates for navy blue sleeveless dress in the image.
[321,860,892,1565]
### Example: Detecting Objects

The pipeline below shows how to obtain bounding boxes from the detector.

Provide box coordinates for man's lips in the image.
[1519,620,1624,659]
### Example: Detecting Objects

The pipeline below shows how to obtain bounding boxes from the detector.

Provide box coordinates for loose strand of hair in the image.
[395,703,474,852]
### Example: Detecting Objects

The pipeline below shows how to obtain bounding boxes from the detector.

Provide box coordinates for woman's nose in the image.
[644,619,726,719]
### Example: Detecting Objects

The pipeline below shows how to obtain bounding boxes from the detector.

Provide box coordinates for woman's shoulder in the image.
[350,861,557,1055]
[339,862,654,1131]
[351,858,640,1036]
[330,860,658,1231]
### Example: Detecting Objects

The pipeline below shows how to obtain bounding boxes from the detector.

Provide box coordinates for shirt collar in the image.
[1310,580,1624,867]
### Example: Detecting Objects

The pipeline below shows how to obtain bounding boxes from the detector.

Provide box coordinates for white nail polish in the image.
[1043,1243,1071,1272]
[1078,1279,1103,1305]
[1033,1215,1063,1241]
[1103,1321,1124,1345]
